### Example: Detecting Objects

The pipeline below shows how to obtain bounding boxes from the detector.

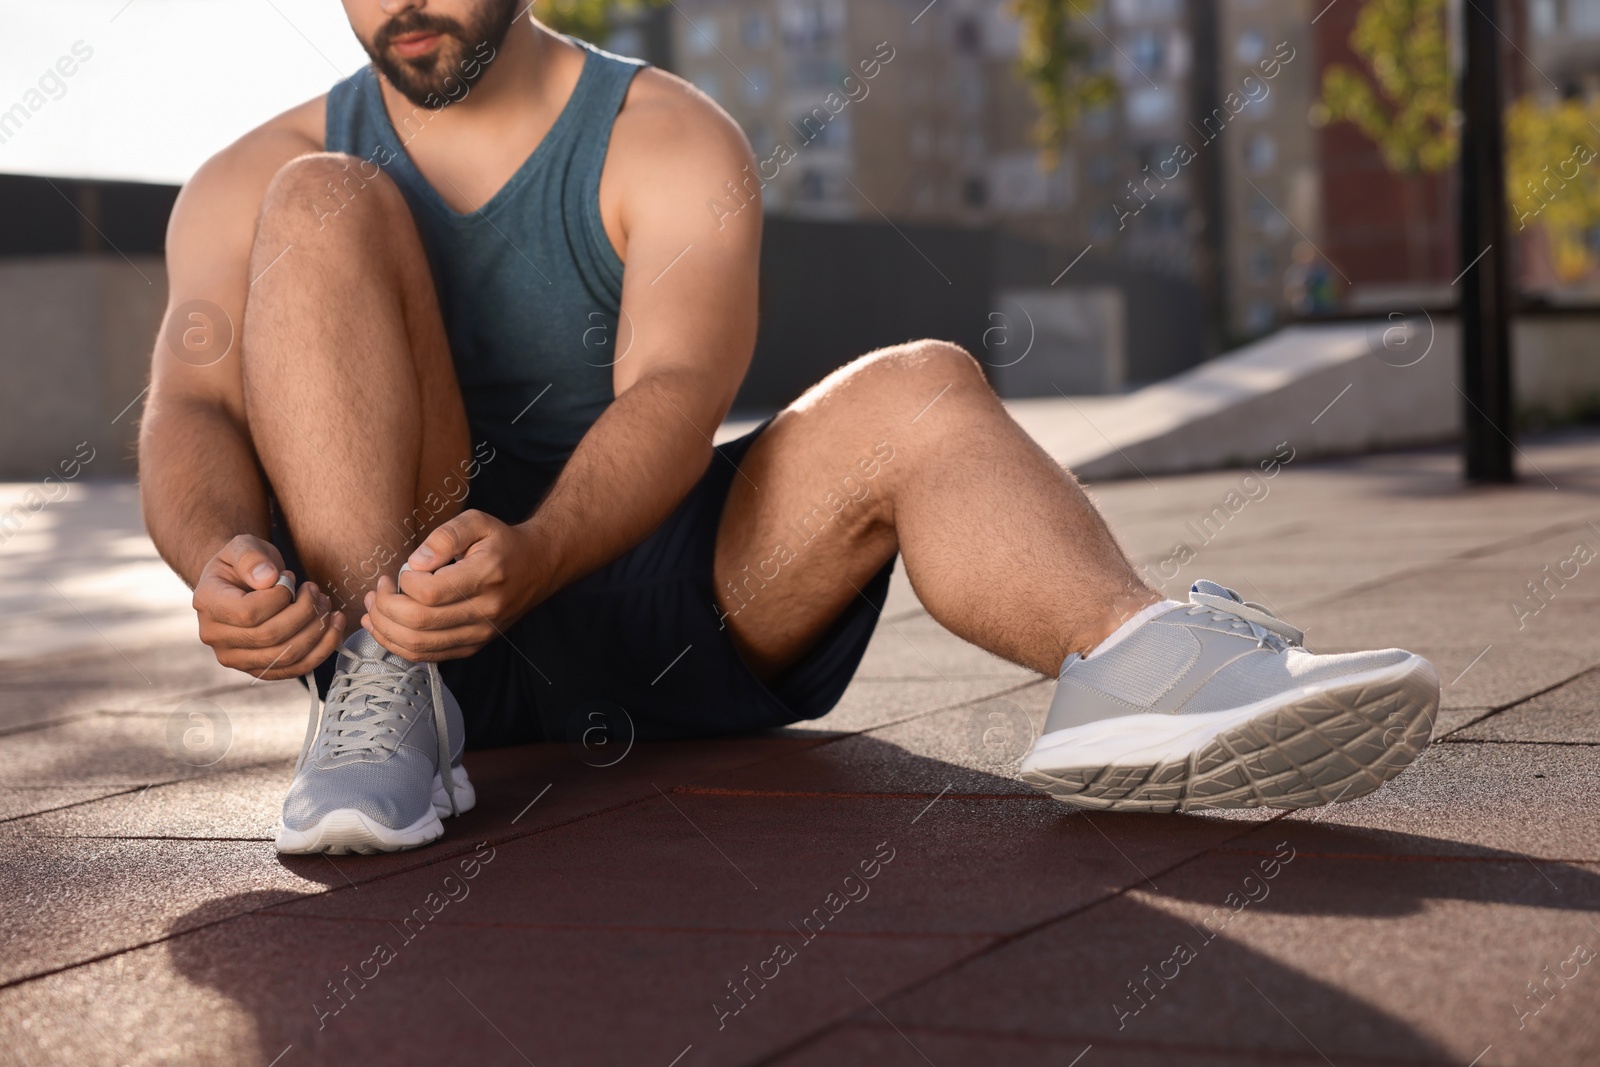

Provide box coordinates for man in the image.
[140,0,1439,855]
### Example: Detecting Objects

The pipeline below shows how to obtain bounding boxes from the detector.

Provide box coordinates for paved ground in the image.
[3,429,1600,1066]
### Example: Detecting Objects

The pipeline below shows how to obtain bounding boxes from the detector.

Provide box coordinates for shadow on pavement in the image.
[147,735,1597,1065]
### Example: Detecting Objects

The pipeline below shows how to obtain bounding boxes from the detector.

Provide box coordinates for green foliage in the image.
[534,0,662,44]
[1009,0,1120,159]
[1505,96,1600,280]
[1318,0,1458,174]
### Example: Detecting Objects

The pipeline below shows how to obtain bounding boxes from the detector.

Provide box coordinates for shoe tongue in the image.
[1190,579,1243,604]
[341,629,412,675]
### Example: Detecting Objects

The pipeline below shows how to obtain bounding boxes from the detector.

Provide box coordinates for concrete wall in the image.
[1024,313,1600,481]
[988,287,1126,396]
[0,250,1594,483]
[0,255,165,480]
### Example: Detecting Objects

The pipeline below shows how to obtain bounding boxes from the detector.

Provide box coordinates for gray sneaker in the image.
[1020,581,1439,812]
[275,629,475,854]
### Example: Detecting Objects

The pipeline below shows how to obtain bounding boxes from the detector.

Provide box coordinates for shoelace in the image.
[1186,584,1305,650]
[294,650,458,816]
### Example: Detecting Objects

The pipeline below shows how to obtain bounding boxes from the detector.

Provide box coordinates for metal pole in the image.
[1458,0,1515,482]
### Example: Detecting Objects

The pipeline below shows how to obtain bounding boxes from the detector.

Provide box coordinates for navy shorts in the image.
[274,421,896,748]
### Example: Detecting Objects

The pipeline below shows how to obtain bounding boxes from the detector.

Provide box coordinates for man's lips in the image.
[390,31,443,59]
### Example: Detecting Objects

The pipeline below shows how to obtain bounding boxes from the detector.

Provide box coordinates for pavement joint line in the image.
[653,781,759,890]
[321,852,359,890]
[1450,661,1600,721]
[1212,848,1599,865]
[910,783,953,823]
[0,786,671,993]
[19,834,278,842]
[656,675,1051,791]
[1295,513,1600,611]
[1438,737,1600,746]
[1080,809,1160,892]
[832,1018,1475,1064]
[0,757,298,827]
[674,787,1041,801]
[749,810,1297,1066]
[253,911,1008,939]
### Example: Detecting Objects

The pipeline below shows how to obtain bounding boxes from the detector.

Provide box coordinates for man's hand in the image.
[194,534,346,679]
[363,510,545,661]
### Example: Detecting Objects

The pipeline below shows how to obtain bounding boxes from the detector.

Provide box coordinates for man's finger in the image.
[203,582,325,648]
[200,572,301,629]
[216,604,342,674]
[253,611,347,680]
[218,535,287,590]
[363,607,488,661]
[369,577,479,631]
[406,509,493,573]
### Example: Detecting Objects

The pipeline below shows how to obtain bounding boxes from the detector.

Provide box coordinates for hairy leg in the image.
[242,153,471,618]
[714,340,1158,680]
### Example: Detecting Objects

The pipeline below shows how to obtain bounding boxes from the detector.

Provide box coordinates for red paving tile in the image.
[0,909,989,1067]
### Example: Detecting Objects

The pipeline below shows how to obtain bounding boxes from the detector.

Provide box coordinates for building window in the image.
[686,15,720,57]
[1247,193,1288,236]
[797,168,846,203]
[955,16,983,55]
[1235,28,1266,65]
[606,27,644,58]
[742,10,772,48]
[779,0,845,49]
[1127,29,1164,77]
[1084,103,1115,138]
[1126,86,1175,127]
[1245,133,1276,172]
[1089,153,1116,187]
[1248,246,1275,283]
[1246,300,1277,335]
[744,65,772,105]
[1573,0,1600,35]
[692,73,722,101]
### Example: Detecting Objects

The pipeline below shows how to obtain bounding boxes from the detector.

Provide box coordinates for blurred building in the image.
[1526,0,1600,97]
[1311,0,1456,310]
[659,0,1334,350]
[657,0,1066,225]
[1214,0,1322,337]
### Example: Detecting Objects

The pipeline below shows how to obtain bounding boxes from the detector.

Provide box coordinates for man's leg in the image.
[715,340,1439,813]
[242,152,471,618]
[714,339,1157,681]
[244,154,478,854]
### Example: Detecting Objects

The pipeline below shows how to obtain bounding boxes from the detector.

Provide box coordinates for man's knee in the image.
[258,152,408,241]
[849,339,990,400]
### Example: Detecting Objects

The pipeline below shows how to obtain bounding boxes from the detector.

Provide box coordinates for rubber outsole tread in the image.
[1020,662,1439,813]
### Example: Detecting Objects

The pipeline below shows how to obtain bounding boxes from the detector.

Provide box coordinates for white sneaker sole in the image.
[274,765,477,855]
[1019,654,1439,813]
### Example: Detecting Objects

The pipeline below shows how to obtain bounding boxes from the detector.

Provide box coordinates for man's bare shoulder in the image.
[172,95,327,230]
[609,66,754,201]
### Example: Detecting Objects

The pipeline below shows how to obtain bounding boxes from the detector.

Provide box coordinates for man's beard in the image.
[362,0,519,109]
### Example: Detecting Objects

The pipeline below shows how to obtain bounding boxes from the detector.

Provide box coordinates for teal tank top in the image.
[324,41,646,518]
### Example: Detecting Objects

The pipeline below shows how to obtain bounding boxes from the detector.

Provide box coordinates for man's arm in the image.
[364,72,761,658]
[140,112,346,677]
